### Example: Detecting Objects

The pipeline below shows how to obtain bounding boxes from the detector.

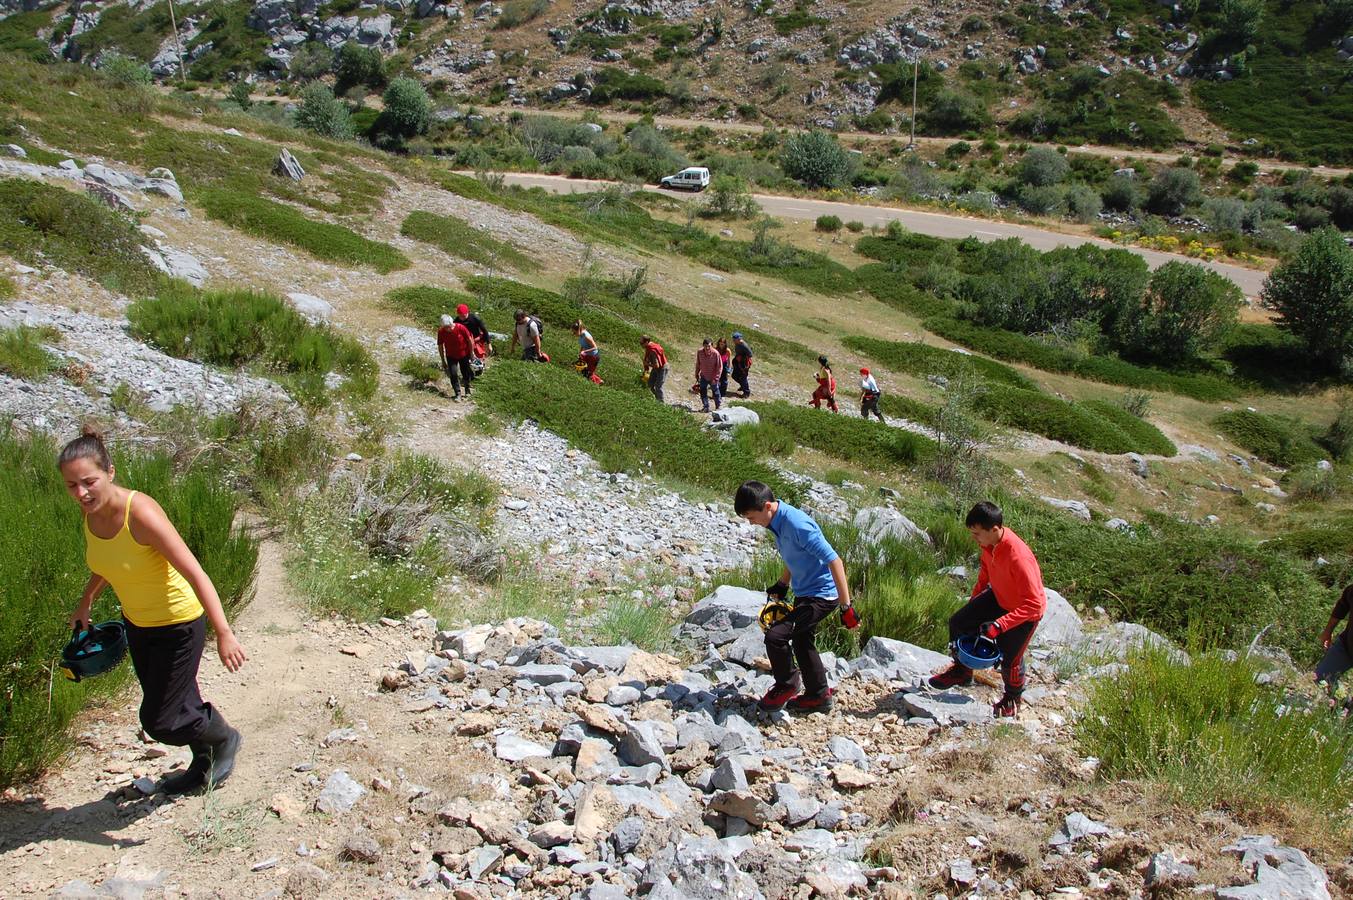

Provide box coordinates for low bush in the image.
[854,265,955,320]
[814,214,842,233]
[975,385,1145,455]
[589,68,667,103]
[0,178,163,295]
[842,335,1035,389]
[0,325,60,379]
[733,421,796,457]
[474,359,797,501]
[294,82,353,140]
[198,188,410,273]
[743,400,933,471]
[1078,648,1350,822]
[0,427,257,788]
[399,210,537,271]
[922,316,1238,402]
[1021,505,1331,660]
[1079,400,1176,457]
[1213,410,1325,468]
[781,131,854,189]
[399,354,442,388]
[127,286,377,400]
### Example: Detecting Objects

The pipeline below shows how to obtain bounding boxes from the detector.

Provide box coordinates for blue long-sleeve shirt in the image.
[768,502,839,599]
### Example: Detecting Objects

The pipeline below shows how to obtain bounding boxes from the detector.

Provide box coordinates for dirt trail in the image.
[0,539,488,897]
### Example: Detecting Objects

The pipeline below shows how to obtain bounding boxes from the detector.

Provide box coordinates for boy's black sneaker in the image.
[928,662,974,690]
[788,689,834,714]
[758,677,802,711]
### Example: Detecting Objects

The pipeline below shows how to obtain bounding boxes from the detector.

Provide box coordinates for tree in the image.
[701,174,757,219]
[334,44,385,95]
[1018,146,1069,186]
[1217,0,1264,44]
[1118,262,1241,363]
[780,131,853,189]
[375,77,432,149]
[293,82,352,139]
[1146,167,1201,216]
[1261,227,1353,373]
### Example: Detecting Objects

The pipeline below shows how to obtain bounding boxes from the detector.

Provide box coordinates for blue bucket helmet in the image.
[60,620,128,682]
[953,633,1002,670]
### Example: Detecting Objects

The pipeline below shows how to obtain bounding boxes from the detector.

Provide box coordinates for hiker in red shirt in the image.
[437,314,475,400]
[640,334,669,403]
[929,501,1046,718]
[810,355,838,412]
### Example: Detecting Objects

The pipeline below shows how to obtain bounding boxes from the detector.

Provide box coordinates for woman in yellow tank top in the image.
[60,426,248,795]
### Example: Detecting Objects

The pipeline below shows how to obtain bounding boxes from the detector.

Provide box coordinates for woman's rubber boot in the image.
[199,711,242,789]
[159,743,209,794]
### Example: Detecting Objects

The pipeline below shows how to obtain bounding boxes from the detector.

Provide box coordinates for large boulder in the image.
[851,636,950,685]
[285,291,334,323]
[1040,496,1091,521]
[1074,622,1188,664]
[707,407,759,430]
[679,585,765,647]
[274,148,305,181]
[1218,835,1331,900]
[853,506,930,546]
[142,245,208,287]
[1030,588,1083,649]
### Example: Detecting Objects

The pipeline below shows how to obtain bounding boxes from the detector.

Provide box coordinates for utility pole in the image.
[166,0,186,85]
[909,57,918,150]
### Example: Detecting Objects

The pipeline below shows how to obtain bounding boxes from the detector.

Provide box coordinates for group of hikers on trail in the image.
[462,303,888,421]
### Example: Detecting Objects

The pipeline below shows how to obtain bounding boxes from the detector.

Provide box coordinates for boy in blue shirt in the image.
[735,481,857,712]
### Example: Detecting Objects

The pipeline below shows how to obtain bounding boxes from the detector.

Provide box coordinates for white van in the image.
[660,166,711,191]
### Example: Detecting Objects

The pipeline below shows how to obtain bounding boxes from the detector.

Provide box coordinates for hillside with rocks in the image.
[4,0,1352,160]
[0,47,1351,900]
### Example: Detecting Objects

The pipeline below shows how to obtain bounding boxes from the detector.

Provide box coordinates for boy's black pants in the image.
[124,614,213,746]
[764,595,838,697]
[947,588,1040,696]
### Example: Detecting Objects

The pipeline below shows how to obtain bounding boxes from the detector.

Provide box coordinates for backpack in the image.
[530,315,545,337]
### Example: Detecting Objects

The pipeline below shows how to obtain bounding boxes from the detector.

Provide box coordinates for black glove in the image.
[766,581,789,600]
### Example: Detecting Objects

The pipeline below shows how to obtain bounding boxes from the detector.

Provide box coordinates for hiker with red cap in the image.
[859,368,885,423]
[437,313,475,400]
[810,355,838,412]
[455,303,490,360]
[929,501,1046,718]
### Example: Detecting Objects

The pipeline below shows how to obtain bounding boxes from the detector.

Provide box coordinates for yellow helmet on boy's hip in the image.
[759,598,793,631]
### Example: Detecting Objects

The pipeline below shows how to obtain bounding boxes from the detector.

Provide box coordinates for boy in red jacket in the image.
[929,501,1046,718]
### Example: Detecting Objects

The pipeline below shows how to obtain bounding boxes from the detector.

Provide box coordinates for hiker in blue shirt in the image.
[735,481,858,713]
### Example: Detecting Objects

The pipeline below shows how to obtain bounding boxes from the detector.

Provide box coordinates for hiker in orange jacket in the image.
[929,501,1046,719]
[810,355,838,412]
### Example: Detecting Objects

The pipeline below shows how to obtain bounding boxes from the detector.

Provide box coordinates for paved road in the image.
[482,171,1270,297]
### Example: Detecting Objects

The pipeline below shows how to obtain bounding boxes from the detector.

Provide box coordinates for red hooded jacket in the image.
[438,321,474,361]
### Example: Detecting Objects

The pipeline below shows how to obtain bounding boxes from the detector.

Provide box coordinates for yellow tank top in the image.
[84,491,204,628]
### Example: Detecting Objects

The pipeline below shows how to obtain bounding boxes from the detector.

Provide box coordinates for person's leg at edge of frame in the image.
[1315,637,1353,702]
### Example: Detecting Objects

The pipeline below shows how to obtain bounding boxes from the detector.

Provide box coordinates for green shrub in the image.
[1017,146,1068,186]
[921,316,1237,401]
[1260,227,1353,374]
[399,210,538,271]
[0,274,14,299]
[226,80,253,109]
[854,265,956,319]
[1111,261,1243,365]
[1213,409,1325,467]
[814,214,843,233]
[843,335,1036,389]
[333,43,385,95]
[99,51,152,87]
[0,427,257,788]
[375,76,432,149]
[383,284,479,330]
[845,220,864,233]
[1022,505,1331,659]
[475,359,797,501]
[1323,396,1353,462]
[1146,167,1201,215]
[780,131,854,189]
[0,325,60,379]
[0,178,163,295]
[589,68,667,103]
[1078,648,1348,821]
[197,188,410,272]
[1079,400,1176,457]
[743,400,934,470]
[399,354,442,387]
[0,9,54,63]
[294,82,352,139]
[127,286,377,399]
[733,421,796,457]
[495,0,549,28]
[975,384,1144,455]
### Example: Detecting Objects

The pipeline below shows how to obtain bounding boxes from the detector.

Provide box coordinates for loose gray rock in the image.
[315,769,365,814]
[495,732,552,762]
[900,691,992,726]
[1146,851,1198,885]
[1126,452,1149,478]
[1040,496,1091,521]
[468,845,503,880]
[852,637,951,684]
[710,757,748,792]
[513,663,577,686]
[1048,812,1110,847]
[827,736,868,768]
[274,148,305,181]
[610,816,645,854]
[640,833,766,900]
[1218,835,1331,900]
[605,684,642,706]
[620,720,668,769]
